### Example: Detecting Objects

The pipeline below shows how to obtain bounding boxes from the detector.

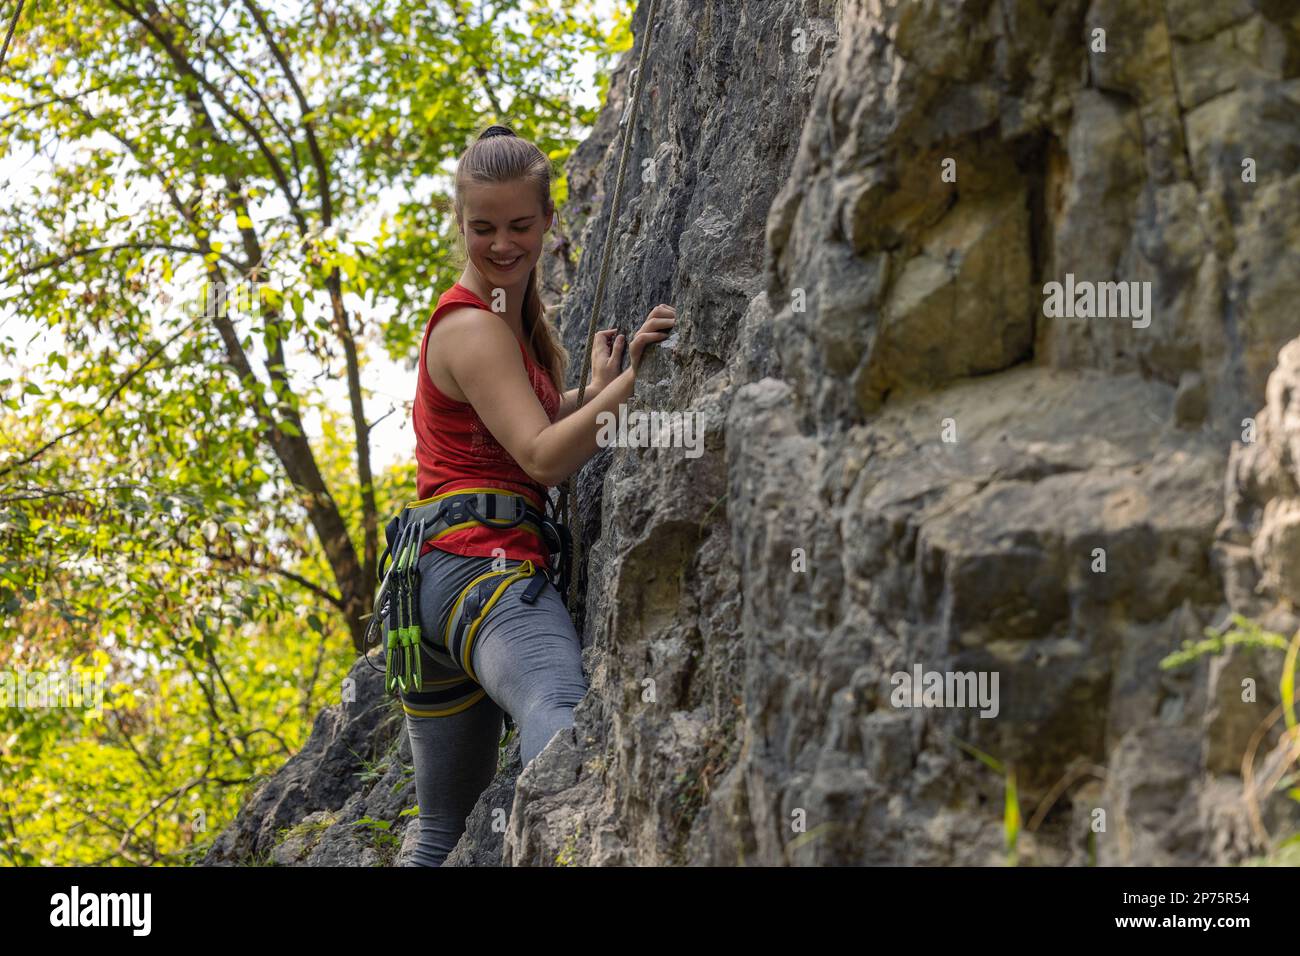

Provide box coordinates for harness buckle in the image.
[520,571,547,605]
[441,499,469,527]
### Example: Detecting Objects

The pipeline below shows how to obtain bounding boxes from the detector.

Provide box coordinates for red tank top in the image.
[412,282,561,566]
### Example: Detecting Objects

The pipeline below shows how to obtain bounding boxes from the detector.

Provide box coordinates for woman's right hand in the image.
[628,304,676,376]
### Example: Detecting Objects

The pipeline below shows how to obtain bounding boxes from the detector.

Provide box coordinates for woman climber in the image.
[399,123,675,866]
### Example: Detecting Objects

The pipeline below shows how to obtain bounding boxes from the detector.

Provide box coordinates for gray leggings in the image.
[401,546,587,867]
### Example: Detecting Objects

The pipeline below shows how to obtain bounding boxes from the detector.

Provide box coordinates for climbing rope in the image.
[558,0,662,611]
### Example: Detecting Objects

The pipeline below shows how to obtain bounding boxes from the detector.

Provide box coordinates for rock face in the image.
[204,0,1300,866]
[514,0,1300,867]
[201,662,410,866]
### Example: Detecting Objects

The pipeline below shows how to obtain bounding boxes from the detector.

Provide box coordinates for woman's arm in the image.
[441,311,669,488]
[440,310,633,487]
[531,368,636,484]
[556,381,605,420]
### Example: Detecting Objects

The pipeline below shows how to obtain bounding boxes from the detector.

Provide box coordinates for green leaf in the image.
[1282,629,1299,733]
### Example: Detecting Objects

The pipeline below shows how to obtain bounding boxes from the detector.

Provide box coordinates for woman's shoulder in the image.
[426,283,501,352]
[430,283,491,325]
[439,281,491,311]
[425,303,528,404]
[429,304,509,345]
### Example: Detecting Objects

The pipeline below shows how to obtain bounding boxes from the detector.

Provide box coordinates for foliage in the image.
[0,0,633,865]
[1161,612,1300,855]
[945,733,1021,866]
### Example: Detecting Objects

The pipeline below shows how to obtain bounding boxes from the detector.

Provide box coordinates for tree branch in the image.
[0,0,26,73]
[201,541,345,610]
[158,0,306,198]
[107,0,308,234]
[0,80,114,124]
[6,241,239,282]
[237,0,330,226]
[237,2,380,591]
[0,316,203,479]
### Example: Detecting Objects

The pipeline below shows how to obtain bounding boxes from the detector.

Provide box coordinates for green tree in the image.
[0,0,628,648]
[0,0,633,865]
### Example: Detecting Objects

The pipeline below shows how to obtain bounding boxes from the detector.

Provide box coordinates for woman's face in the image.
[459,179,552,287]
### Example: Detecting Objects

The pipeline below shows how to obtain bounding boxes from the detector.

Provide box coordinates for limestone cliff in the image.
[203,0,1300,867]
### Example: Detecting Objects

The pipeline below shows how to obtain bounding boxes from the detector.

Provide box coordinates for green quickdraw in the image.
[382,516,426,695]
[370,515,421,695]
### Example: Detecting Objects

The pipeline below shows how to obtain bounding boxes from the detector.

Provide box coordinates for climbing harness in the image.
[557,0,662,609]
[361,488,572,738]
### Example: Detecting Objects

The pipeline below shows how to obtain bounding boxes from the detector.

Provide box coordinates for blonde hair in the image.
[453,124,569,394]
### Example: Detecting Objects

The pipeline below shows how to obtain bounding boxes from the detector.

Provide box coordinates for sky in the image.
[0,0,623,477]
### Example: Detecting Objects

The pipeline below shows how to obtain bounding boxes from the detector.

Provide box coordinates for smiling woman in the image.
[394,124,598,868]
[447,125,567,392]
[467,203,540,275]
[417,125,572,555]
[380,121,673,867]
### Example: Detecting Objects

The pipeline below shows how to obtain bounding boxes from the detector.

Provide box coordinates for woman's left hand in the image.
[589,328,624,392]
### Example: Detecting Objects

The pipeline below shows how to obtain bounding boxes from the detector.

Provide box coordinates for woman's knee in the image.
[518,706,579,767]
[531,679,588,714]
